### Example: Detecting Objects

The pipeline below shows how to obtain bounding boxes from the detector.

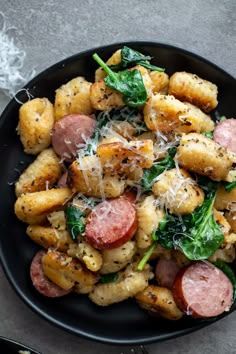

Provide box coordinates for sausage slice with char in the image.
[85,198,138,250]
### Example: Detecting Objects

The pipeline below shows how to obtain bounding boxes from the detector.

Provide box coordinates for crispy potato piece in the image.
[224,233,236,245]
[26,225,74,251]
[14,188,73,224]
[18,98,54,154]
[90,80,124,111]
[168,71,218,112]
[42,250,98,293]
[100,240,137,274]
[47,210,66,230]
[152,168,204,215]
[109,121,136,140]
[213,208,230,236]
[97,139,154,174]
[95,49,122,82]
[176,133,233,181]
[89,263,153,306]
[214,186,236,210]
[150,71,169,94]
[126,165,143,185]
[136,285,183,320]
[15,148,62,197]
[54,77,94,121]
[184,102,215,133]
[67,241,103,272]
[208,244,236,263]
[68,156,125,198]
[144,94,207,134]
[225,211,236,232]
[136,195,165,248]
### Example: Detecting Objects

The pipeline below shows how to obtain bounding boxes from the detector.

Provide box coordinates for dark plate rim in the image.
[0,41,235,345]
[0,335,41,353]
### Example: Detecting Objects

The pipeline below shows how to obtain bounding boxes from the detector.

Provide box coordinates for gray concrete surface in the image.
[0,0,235,353]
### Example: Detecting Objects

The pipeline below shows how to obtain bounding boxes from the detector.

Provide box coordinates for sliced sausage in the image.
[173,261,233,318]
[30,250,72,297]
[57,171,68,188]
[213,118,236,153]
[122,190,136,204]
[51,114,96,161]
[155,257,181,289]
[85,198,138,250]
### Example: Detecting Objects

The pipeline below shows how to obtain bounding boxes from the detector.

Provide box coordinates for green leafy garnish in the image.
[109,46,164,72]
[177,195,224,260]
[137,241,157,271]
[93,53,147,107]
[141,147,177,191]
[204,131,214,139]
[100,272,118,284]
[213,261,236,300]
[153,181,224,260]
[65,205,85,240]
[223,181,236,193]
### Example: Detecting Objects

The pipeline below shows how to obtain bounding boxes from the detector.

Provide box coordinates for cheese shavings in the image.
[0,12,35,98]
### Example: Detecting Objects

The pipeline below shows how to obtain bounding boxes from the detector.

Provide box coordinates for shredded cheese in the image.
[0,12,35,98]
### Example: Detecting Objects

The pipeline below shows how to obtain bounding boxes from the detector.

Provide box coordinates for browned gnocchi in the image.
[13,46,236,323]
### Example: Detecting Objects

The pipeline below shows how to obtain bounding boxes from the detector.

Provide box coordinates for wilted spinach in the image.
[141,147,177,191]
[109,46,164,72]
[93,53,147,107]
[204,131,214,139]
[223,181,236,193]
[177,194,224,260]
[100,272,118,284]
[65,205,85,240]
[152,180,224,260]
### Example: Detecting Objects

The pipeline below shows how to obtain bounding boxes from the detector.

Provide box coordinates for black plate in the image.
[0,42,235,345]
[0,336,40,353]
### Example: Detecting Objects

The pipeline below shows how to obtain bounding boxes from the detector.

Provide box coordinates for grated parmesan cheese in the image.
[0,12,35,98]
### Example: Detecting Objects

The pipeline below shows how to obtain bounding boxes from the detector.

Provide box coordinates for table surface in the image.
[0,0,235,353]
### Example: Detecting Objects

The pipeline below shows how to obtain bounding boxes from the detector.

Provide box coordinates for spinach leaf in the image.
[65,205,85,240]
[223,181,236,193]
[109,46,164,72]
[93,53,147,107]
[153,185,224,260]
[196,175,219,198]
[100,272,118,284]
[213,261,236,300]
[178,195,224,260]
[203,131,214,139]
[141,147,177,191]
[157,214,182,249]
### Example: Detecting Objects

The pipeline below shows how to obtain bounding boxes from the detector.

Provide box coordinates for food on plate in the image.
[30,250,72,297]
[172,262,234,317]
[13,46,236,321]
[15,148,62,197]
[54,76,94,121]
[168,71,218,112]
[18,98,54,154]
[51,114,96,161]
